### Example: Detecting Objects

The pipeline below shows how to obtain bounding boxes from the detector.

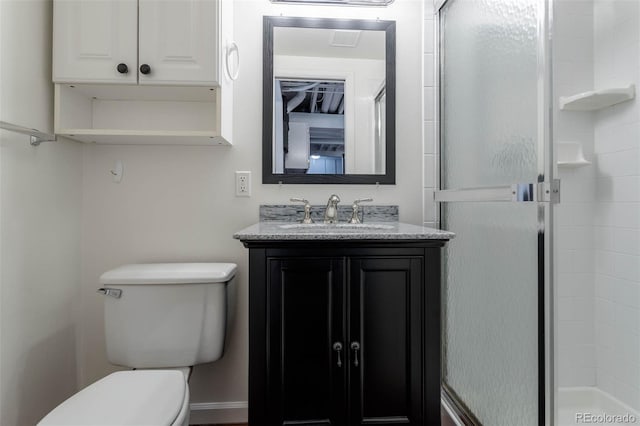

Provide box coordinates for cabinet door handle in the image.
[139,64,151,75]
[116,63,128,74]
[351,342,360,367]
[333,342,343,367]
[225,41,239,81]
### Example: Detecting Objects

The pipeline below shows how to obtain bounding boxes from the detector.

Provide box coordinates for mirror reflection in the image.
[263,17,396,184]
[276,78,346,174]
[273,26,385,175]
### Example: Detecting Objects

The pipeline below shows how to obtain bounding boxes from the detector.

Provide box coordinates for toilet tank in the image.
[99,263,237,369]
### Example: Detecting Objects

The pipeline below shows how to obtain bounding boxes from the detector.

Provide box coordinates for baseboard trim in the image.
[189,401,248,424]
[190,401,248,411]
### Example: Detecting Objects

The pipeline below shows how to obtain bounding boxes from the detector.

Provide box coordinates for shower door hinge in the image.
[537,180,560,204]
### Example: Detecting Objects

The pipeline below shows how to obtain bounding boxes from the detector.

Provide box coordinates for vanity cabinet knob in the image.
[139,64,151,75]
[351,342,360,367]
[333,342,343,367]
[116,63,128,74]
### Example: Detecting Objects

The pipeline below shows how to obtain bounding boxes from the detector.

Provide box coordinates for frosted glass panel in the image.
[440,0,546,423]
[441,0,539,189]
[443,202,539,426]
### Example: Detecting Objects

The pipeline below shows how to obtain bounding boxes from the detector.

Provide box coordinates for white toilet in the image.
[38,262,237,426]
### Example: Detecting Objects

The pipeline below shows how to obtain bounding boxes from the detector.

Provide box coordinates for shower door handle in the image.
[434,180,560,204]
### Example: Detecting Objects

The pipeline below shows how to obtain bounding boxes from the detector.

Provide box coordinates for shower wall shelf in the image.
[559,84,635,111]
[0,120,57,146]
[557,141,591,168]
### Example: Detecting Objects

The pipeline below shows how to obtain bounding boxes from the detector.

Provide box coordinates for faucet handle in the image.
[349,198,373,224]
[290,198,314,224]
[353,198,373,205]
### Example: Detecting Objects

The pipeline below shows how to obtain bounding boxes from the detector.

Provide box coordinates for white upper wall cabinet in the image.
[54,0,220,86]
[52,0,234,145]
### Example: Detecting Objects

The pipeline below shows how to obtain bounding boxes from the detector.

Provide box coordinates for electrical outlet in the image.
[235,171,251,197]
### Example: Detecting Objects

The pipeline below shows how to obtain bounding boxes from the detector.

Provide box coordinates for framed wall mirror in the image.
[263,16,396,184]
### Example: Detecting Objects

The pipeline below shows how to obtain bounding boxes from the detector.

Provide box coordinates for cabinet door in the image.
[267,257,347,426]
[349,257,424,425]
[53,0,138,84]
[138,0,218,85]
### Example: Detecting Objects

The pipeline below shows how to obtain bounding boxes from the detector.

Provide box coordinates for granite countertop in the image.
[233,221,455,241]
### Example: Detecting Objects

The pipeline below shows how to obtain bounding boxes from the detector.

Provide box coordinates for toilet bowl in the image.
[39,370,190,426]
[38,262,236,426]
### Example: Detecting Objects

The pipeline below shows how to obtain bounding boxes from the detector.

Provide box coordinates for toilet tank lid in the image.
[100,262,237,285]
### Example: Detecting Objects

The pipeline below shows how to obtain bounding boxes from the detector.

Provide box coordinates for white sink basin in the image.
[277,223,395,231]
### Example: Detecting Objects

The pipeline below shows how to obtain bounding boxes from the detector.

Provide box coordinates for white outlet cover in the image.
[235,171,251,197]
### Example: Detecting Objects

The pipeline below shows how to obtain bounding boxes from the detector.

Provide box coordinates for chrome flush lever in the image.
[333,342,343,367]
[351,342,360,367]
[97,288,122,299]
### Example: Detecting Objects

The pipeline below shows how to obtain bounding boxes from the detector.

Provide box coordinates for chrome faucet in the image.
[324,194,341,224]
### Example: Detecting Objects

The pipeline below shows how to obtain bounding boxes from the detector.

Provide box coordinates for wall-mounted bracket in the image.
[0,121,57,146]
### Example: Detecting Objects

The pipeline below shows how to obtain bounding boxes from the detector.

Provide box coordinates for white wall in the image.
[0,1,83,424]
[553,0,597,389]
[592,0,640,410]
[79,0,425,423]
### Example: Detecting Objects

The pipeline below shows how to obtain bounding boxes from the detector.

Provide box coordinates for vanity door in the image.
[348,257,427,426]
[266,257,347,426]
[251,246,442,425]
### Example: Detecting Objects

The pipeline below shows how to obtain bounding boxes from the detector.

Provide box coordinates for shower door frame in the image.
[433,0,556,425]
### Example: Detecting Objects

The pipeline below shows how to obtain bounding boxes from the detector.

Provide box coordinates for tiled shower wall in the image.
[423,0,437,227]
[554,0,597,388]
[555,0,640,410]
[592,0,640,409]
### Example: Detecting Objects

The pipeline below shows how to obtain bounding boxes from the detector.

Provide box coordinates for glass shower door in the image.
[436,0,555,425]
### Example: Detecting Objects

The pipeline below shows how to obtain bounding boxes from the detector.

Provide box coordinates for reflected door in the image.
[437,0,555,425]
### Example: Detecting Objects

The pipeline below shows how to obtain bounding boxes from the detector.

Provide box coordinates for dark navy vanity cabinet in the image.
[240,240,447,426]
